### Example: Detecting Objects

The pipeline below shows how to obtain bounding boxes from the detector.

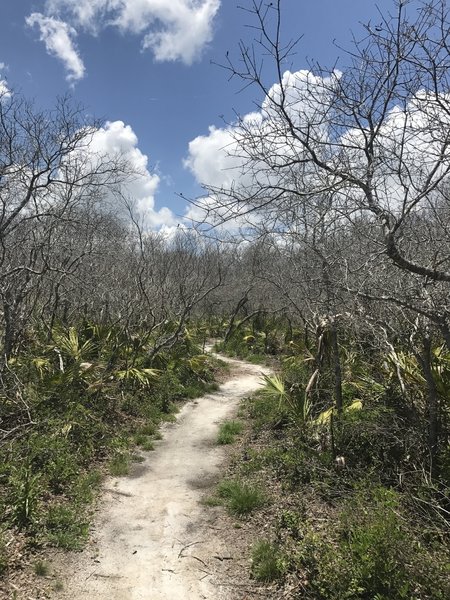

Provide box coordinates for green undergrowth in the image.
[214,341,270,365]
[251,540,287,582]
[217,420,244,444]
[213,314,287,362]
[205,479,267,516]
[218,352,450,599]
[217,479,266,515]
[0,323,222,572]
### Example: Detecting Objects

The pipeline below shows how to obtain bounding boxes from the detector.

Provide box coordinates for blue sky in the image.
[1,0,394,228]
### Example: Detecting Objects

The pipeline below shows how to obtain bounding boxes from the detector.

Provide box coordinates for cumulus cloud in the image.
[0,81,10,97]
[185,125,241,189]
[88,120,176,228]
[140,0,220,64]
[0,62,11,97]
[183,70,327,229]
[32,0,220,68]
[185,69,339,192]
[185,68,450,232]
[26,12,85,82]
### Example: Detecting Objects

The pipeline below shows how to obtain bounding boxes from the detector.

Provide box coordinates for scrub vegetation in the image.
[2,1,450,597]
[215,322,450,598]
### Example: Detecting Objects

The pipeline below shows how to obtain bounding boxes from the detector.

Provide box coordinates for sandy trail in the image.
[55,354,270,600]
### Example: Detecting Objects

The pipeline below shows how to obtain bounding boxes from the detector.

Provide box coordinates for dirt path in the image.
[54,354,270,600]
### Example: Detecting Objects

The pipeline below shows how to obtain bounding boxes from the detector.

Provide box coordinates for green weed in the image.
[247,354,267,364]
[34,560,50,577]
[131,453,145,463]
[298,488,450,600]
[217,420,244,444]
[44,505,89,550]
[217,480,266,515]
[134,433,148,446]
[8,466,42,528]
[141,440,155,451]
[201,495,222,507]
[278,509,304,539]
[72,470,102,505]
[109,453,130,476]
[138,422,156,436]
[248,389,289,430]
[251,540,287,581]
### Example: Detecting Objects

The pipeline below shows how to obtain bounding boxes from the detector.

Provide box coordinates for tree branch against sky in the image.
[0,1,397,226]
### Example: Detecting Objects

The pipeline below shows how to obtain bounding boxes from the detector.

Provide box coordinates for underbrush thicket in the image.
[0,322,219,572]
[214,313,283,361]
[219,318,450,599]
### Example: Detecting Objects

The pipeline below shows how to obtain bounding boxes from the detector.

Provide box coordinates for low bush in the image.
[44,504,89,550]
[297,487,450,600]
[251,540,287,581]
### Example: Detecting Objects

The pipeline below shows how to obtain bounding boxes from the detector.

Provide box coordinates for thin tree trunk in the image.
[223,294,249,344]
[439,321,450,352]
[2,298,14,362]
[331,322,343,413]
[416,336,439,474]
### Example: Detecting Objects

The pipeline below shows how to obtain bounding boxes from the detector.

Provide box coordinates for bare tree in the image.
[201,0,450,300]
[0,92,132,361]
[189,0,450,468]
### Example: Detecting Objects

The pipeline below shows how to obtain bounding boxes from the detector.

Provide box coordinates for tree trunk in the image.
[223,293,249,344]
[416,336,439,474]
[2,297,14,362]
[331,322,343,413]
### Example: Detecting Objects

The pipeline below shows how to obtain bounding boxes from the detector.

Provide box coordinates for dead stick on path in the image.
[177,540,204,558]
[191,555,208,567]
[104,488,134,498]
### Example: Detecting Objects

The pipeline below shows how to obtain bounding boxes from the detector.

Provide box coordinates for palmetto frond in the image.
[315,400,363,426]
[261,374,288,406]
[115,367,160,387]
[53,327,96,363]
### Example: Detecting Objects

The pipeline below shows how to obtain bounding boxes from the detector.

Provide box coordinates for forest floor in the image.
[23,353,272,600]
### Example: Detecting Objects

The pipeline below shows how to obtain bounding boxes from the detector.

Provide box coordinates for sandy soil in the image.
[53,354,270,600]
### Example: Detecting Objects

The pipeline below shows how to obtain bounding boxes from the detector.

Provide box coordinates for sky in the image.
[0,0,395,230]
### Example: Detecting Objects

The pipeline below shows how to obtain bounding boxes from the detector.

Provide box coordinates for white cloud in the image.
[45,0,111,33]
[185,69,339,192]
[26,13,85,82]
[185,69,450,231]
[0,62,10,97]
[88,120,176,228]
[185,125,241,189]
[36,0,221,66]
[140,0,220,64]
[0,81,10,97]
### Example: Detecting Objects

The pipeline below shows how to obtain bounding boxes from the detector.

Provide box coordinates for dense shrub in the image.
[297,488,450,600]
